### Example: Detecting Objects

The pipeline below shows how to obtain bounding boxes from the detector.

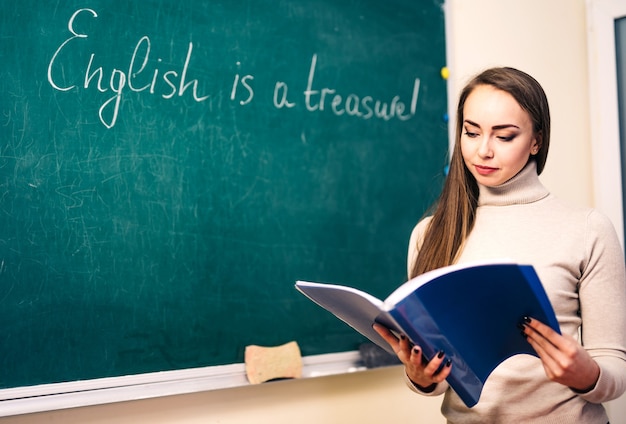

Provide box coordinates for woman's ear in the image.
[531,132,542,155]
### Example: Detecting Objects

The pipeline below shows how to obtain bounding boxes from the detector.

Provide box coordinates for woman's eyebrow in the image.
[464,119,480,128]
[464,119,520,130]
[492,124,520,130]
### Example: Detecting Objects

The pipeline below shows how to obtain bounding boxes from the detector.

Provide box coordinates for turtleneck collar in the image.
[477,160,550,207]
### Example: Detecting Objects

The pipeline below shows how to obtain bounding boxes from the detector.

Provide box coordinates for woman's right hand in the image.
[373,323,452,390]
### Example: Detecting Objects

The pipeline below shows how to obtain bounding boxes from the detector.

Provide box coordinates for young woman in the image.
[374,67,626,423]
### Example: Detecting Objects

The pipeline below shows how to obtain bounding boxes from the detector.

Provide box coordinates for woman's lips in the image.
[474,165,498,176]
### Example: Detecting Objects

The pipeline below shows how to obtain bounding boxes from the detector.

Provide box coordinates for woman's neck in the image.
[477,161,550,207]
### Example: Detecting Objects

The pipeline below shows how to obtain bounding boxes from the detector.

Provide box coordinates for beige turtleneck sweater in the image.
[406,161,626,423]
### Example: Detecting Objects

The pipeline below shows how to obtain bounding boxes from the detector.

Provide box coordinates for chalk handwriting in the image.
[230,63,255,106]
[48,8,423,128]
[302,54,419,121]
[48,8,209,129]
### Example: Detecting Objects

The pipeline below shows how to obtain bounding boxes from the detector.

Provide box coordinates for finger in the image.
[373,324,399,348]
[399,334,413,351]
[526,332,579,384]
[408,344,425,365]
[523,317,561,345]
[522,318,562,354]
[522,319,580,367]
[523,323,561,368]
[435,359,453,381]
[523,322,576,380]
[526,327,585,364]
[424,350,449,380]
[525,333,559,370]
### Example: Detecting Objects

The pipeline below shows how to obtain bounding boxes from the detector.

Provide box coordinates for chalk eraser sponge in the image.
[244,341,303,384]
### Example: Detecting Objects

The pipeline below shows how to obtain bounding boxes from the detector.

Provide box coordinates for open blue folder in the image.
[296,260,560,408]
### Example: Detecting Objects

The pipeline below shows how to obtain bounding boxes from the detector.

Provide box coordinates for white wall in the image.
[3,1,623,423]
[446,0,593,207]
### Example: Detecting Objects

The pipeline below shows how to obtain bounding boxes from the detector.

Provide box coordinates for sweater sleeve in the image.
[404,369,449,396]
[577,209,626,403]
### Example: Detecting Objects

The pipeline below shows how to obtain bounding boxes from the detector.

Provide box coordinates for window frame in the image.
[586,0,626,249]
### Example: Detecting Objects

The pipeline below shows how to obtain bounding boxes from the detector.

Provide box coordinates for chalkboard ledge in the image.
[0,351,367,417]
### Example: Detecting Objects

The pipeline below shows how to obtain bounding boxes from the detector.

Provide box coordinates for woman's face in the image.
[460,84,539,187]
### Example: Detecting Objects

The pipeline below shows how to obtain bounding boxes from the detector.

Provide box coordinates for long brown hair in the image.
[410,67,551,278]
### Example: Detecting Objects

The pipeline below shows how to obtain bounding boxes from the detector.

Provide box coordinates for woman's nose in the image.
[477,137,494,158]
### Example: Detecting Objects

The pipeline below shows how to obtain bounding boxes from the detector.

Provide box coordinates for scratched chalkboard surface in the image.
[0,0,447,389]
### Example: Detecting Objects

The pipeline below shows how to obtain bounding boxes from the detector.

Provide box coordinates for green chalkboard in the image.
[0,0,447,389]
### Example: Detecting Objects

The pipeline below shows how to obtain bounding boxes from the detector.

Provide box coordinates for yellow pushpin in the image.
[440,66,450,80]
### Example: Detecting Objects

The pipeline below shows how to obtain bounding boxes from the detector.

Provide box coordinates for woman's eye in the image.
[464,131,478,138]
[497,135,516,142]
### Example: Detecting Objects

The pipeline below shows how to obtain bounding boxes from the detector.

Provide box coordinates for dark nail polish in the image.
[445,359,452,367]
[437,350,445,359]
[400,335,406,341]
[520,331,528,339]
[412,346,420,355]
[523,316,531,324]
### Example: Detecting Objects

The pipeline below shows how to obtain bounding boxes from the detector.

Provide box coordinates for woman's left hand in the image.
[522,317,600,392]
